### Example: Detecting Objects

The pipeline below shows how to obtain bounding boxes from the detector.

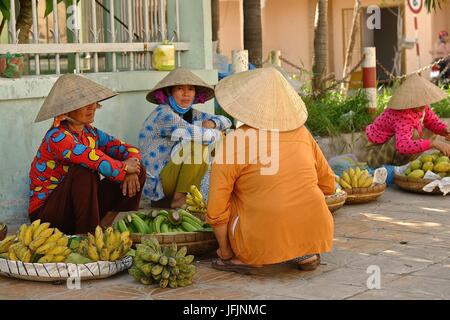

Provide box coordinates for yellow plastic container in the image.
[152,41,175,71]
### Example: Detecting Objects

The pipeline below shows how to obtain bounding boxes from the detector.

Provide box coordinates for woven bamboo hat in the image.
[215,67,308,131]
[35,74,117,122]
[146,67,214,104]
[388,73,448,110]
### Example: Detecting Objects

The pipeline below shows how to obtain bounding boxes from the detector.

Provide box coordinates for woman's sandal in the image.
[211,258,258,275]
[296,254,321,271]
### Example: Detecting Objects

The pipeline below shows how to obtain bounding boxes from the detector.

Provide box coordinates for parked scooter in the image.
[430,59,450,87]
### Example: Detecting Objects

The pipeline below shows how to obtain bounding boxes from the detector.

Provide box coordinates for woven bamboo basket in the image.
[325,191,347,213]
[393,174,442,195]
[131,232,218,256]
[0,256,132,283]
[343,183,387,204]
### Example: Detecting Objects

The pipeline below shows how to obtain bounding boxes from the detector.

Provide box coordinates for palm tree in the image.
[311,0,328,94]
[243,0,262,67]
[211,0,220,53]
[425,0,447,11]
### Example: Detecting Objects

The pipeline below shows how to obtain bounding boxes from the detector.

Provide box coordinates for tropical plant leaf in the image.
[0,0,10,20]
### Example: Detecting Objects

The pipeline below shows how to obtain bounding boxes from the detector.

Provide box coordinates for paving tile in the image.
[348,289,441,300]
[381,275,450,299]
[411,259,450,280]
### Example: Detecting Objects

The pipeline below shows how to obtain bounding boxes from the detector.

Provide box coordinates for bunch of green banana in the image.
[113,209,209,235]
[77,226,132,262]
[0,220,71,263]
[186,185,207,215]
[337,167,373,189]
[128,235,196,288]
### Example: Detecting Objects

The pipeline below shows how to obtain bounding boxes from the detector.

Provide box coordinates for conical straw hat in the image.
[146,67,214,104]
[388,73,448,110]
[215,67,308,131]
[35,74,117,122]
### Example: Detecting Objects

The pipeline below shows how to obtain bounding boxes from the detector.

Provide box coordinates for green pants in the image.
[160,142,209,199]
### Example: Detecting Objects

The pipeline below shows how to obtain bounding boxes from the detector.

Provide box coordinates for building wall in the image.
[218,0,445,79]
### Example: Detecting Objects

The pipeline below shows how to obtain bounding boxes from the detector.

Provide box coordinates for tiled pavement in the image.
[1,187,449,300]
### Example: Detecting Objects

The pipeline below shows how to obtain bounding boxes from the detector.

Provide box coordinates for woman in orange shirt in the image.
[207,67,335,273]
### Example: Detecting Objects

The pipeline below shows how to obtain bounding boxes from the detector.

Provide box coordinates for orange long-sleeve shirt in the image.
[207,125,335,265]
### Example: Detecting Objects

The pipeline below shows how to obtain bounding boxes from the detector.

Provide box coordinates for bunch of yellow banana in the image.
[0,220,71,263]
[185,185,207,214]
[338,167,373,189]
[79,226,132,262]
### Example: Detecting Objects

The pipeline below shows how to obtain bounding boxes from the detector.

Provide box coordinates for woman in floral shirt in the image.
[30,74,145,234]
[365,74,450,168]
[139,68,232,208]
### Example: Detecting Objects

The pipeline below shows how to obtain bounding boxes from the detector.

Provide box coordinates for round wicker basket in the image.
[131,232,218,256]
[325,191,347,213]
[0,256,132,283]
[393,174,442,194]
[343,183,387,204]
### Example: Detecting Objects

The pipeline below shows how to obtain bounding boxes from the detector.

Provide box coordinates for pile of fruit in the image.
[128,235,196,288]
[73,226,133,262]
[113,209,211,234]
[185,185,207,215]
[336,167,374,190]
[0,220,71,263]
[402,152,450,179]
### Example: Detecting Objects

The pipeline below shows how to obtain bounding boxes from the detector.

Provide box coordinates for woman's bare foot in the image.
[170,192,186,208]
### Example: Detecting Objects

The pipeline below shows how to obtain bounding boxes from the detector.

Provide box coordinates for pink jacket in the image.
[365,106,448,154]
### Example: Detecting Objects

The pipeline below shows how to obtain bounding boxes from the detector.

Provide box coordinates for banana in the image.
[35,242,57,255]
[17,224,28,243]
[348,167,355,178]
[341,171,351,184]
[37,255,54,263]
[22,249,32,263]
[99,247,110,261]
[357,171,369,186]
[87,233,96,246]
[339,178,352,189]
[361,176,374,188]
[32,222,50,240]
[0,235,17,253]
[52,255,67,263]
[46,229,63,243]
[190,185,203,202]
[95,226,104,250]
[22,225,33,246]
[35,228,54,241]
[8,249,18,261]
[56,236,69,247]
[28,237,48,251]
[109,248,121,261]
[87,244,99,261]
[46,246,68,256]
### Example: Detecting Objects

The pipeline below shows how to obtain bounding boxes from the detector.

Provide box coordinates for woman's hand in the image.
[432,140,450,156]
[123,157,141,174]
[121,173,140,197]
[443,128,450,141]
[202,120,216,129]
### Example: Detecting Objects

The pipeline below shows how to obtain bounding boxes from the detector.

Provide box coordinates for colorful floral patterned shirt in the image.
[366,106,448,154]
[138,104,232,201]
[29,122,141,213]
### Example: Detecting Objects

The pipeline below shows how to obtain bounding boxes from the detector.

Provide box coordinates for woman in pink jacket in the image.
[365,74,450,168]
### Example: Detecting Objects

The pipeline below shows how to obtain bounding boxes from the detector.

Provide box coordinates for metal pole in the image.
[175,0,180,66]
[362,47,377,116]
[159,0,166,40]
[9,0,16,44]
[144,0,150,69]
[128,0,134,71]
[32,0,40,74]
[73,0,80,73]
[109,0,117,71]
[52,0,60,74]
[91,0,99,72]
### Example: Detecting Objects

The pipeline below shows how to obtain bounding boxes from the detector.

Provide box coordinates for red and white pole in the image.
[362,47,377,116]
[414,15,421,69]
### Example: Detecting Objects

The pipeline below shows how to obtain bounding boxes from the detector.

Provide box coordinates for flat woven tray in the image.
[393,174,442,194]
[342,183,386,204]
[325,191,347,213]
[0,256,132,283]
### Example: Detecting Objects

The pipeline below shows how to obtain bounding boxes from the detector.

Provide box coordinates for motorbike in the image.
[430,58,450,87]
